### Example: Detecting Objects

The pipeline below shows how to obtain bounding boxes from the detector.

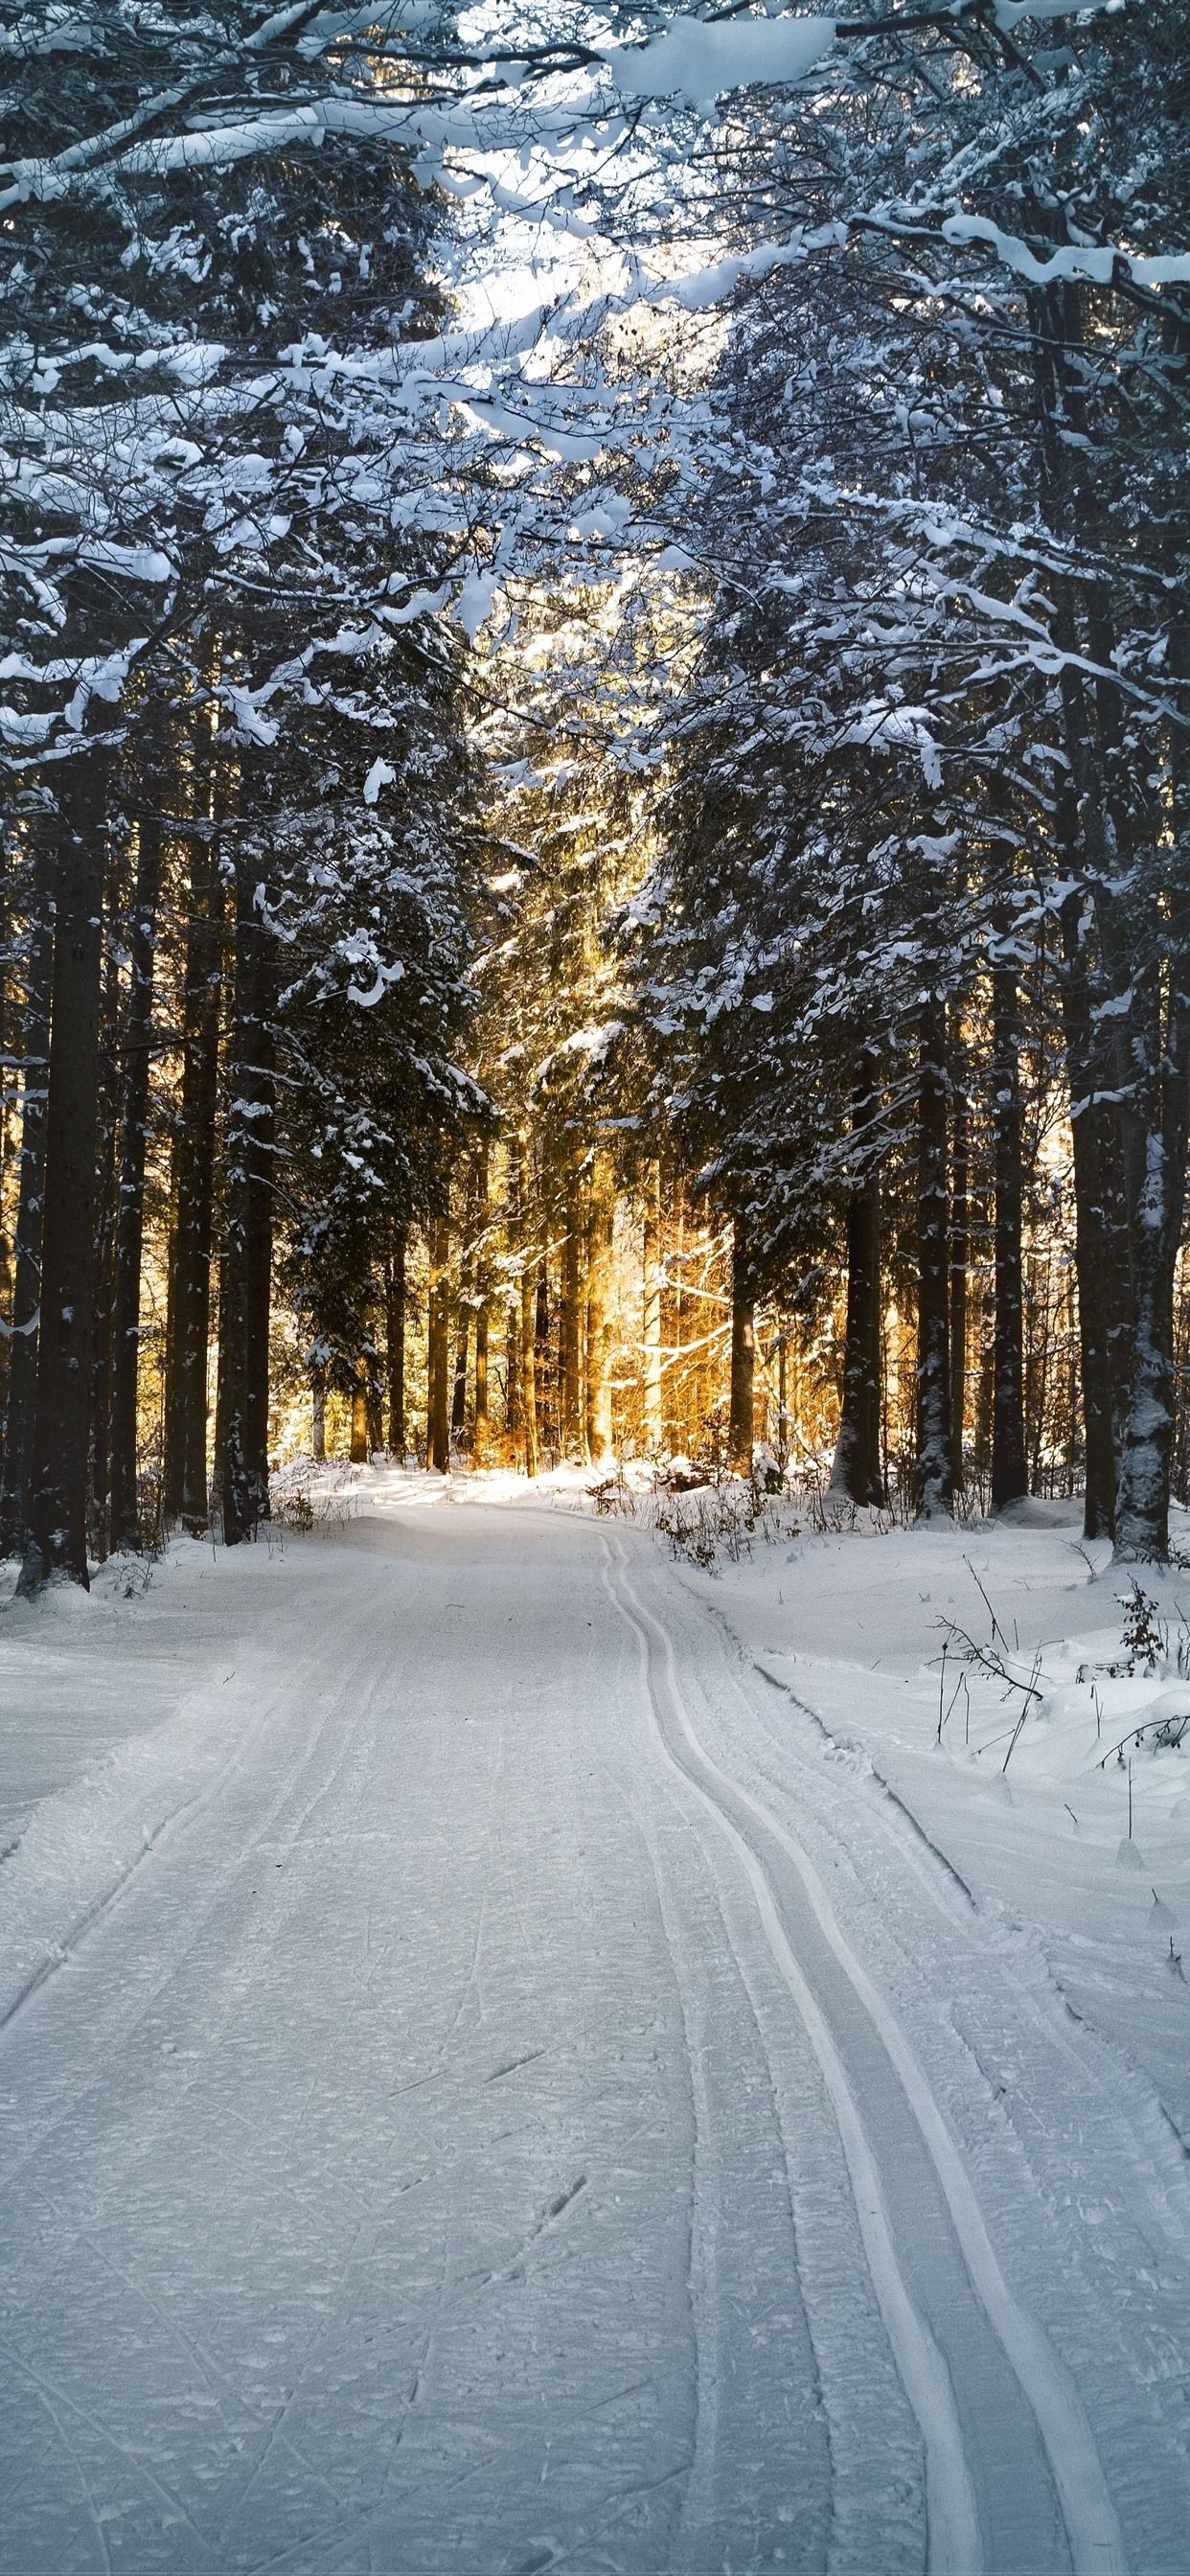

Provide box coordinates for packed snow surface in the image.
[1,1479,1188,2573]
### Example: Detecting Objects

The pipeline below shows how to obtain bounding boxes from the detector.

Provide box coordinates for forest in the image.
[2,0,1188,1582]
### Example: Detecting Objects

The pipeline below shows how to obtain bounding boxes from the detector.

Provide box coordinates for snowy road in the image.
[2,1501,1188,2574]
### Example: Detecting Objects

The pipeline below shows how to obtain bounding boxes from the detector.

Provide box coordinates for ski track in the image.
[601,1531,1136,2576]
[1,1503,1186,2573]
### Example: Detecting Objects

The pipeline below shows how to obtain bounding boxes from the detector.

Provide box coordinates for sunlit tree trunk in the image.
[642,1160,663,1455]
[990,909,1028,1514]
[728,1220,755,1473]
[350,1370,369,1463]
[451,1160,478,1442]
[508,1132,538,1476]
[451,1306,470,1440]
[560,1172,584,1459]
[831,1059,884,1506]
[473,1305,489,1460]
[426,1215,450,1468]
[584,1161,614,1465]
[163,835,224,1532]
[504,1295,520,1443]
[385,1224,406,1455]
[108,817,164,1553]
[914,996,953,1519]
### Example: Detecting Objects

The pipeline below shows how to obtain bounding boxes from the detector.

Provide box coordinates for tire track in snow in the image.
[603,1533,1128,2576]
[744,1645,1190,2282]
[606,1768,722,2572]
[0,1577,376,2051]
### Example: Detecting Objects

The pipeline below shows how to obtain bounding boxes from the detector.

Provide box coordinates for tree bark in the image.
[385,1225,406,1455]
[108,818,165,1552]
[641,1160,663,1456]
[949,1012,969,1494]
[19,758,109,1591]
[451,1305,470,1439]
[914,996,953,1519]
[350,1372,370,1463]
[473,1305,488,1460]
[163,837,224,1531]
[534,1261,551,1457]
[88,842,127,1560]
[1055,882,1124,1539]
[503,1299,518,1438]
[0,836,54,1558]
[214,860,275,1546]
[560,1172,584,1459]
[426,1215,450,1468]
[990,911,1029,1514]
[584,1162,613,1466]
[728,1220,755,1473]
[831,1060,884,1505]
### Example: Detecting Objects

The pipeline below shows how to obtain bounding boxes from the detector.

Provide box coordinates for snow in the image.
[606,17,836,113]
[361,756,396,807]
[2,1486,1188,2571]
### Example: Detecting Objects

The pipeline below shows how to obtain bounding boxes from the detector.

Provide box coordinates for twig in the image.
[1003,1711,1027,1772]
[937,1616,1044,1709]
[964,1554,1006,1649]
[1097,1711,1189,1769]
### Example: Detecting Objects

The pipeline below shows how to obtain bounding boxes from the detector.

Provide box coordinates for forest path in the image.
[1,1498,1186,2575]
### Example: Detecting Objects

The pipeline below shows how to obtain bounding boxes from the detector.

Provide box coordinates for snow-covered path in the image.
[2,1501,1188,2575]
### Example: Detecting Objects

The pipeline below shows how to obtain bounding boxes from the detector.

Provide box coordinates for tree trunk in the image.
[350,1373,370,1463]
[1025,264,1190,1555]
[534,1262,551,1458]
[831,1062,883,1505]
[728,1220,755,1473]
[163,838,224,1531]
[471,1143,489,1463]
[451,1307,469,1439]
[88,839,129,1562]
[642,1160,663,1456]
[214,861,275,1546]
[19,759,109,1592]
[451,1160,479,1443]
[426,1216,450,1468]
[1054,882,1123,1539]
[584,1163,613,1466]
[504,1298,520,1441]
[108,818,165,1552]
[508,1134,538,1476]
[949,1014,969,1494]
[385,1225,406,1455]
[0,864,11,1437]
[310,1369,326,1462]
[560,1174,584,1459]
[519,1261,538,1478]
[1112,999,1190,1560]
[914,997,953,1519]
[0,837,54,1558]
[990,913,1029,1514]
[474,1308,489,1460]
[1112,415,1190,1559]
